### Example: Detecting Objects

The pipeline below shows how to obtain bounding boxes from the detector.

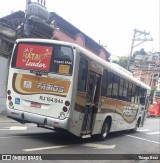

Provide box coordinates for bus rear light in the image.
[63,106,68,112]
[65,100,70,106]
[7,90,11,95]
[9,101,13,106]
[8,96,12,101]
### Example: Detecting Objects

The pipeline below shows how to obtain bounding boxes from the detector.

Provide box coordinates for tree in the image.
[112,56,128,69]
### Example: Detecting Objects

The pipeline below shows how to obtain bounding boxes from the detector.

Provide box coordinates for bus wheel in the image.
[98,119,110,141]
[130,121,138,133]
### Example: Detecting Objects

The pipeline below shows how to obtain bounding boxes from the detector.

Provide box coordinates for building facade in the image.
[131,52,160,102]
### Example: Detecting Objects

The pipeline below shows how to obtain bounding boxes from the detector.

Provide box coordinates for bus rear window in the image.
[12,43,74,75]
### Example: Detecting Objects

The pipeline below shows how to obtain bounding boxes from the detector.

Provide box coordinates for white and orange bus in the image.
[6,38,151,140]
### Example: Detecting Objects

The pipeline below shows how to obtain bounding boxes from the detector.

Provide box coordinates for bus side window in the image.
[118,78,124,100]
[77,58,88,92]
[127,82,133,102]
[140,89,146,105]
[112,74,120,99]
[106,72,113,98]
[144,90,147,105]
[101,69,108,96]
[131,84,136,103]
[122,80,129,101]
[135,86,139,104]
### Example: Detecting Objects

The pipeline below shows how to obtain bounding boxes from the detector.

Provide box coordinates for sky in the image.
[0,0,159,57]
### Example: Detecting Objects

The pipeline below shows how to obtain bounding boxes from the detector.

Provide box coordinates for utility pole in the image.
[127,28,153,70]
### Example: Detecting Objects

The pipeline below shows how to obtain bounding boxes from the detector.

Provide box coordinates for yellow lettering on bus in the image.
[22,53,42,61]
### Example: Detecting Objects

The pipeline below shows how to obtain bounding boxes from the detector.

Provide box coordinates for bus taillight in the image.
[63,106,68,112]
[8,96,12,101]
[65,101,70,106]
[7,90,11,95]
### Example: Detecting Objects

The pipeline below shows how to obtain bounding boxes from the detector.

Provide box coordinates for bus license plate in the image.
[30,102,41,108]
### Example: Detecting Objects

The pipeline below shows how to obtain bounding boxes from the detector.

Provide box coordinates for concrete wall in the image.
[0,56,8,114]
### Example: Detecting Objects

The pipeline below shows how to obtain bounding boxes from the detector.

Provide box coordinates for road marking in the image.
[82,143,116,149]
[10,126,27,130]
[0,136,13,139]
[0,125,36,131]
[23,143,116,152]
[0,135,39,139]
[23,145,74,152]
[26,124,37,127]
[0,126,27,130]
[0,129,10,131]
[137,129,150,132]
[125,134,160,144]
[147,131,160,135]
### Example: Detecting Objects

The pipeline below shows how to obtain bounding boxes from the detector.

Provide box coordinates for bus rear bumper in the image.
[6,108,69,130]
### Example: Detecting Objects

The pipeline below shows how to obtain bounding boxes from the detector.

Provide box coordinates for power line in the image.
[127,28,153,70]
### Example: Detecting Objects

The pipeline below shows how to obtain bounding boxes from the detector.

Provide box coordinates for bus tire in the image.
[98,119,110,141]
[130,121,138,133]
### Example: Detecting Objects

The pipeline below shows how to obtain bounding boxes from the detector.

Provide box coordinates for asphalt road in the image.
[0,115,159,163]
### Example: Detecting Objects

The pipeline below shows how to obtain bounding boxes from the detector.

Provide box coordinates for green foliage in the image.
[151,86,157,94]
[112,56,128,69]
